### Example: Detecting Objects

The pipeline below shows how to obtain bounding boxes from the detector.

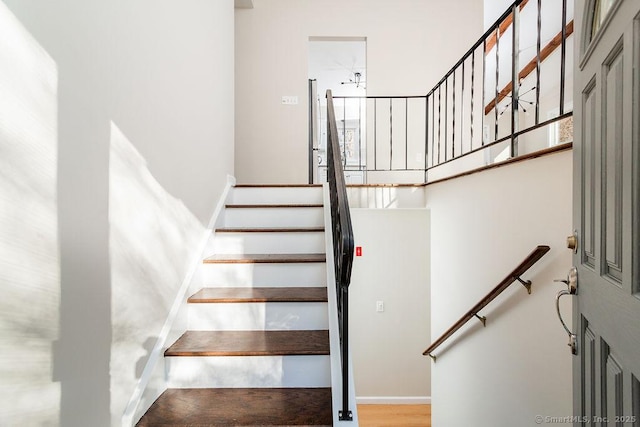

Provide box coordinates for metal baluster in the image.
[535,0,541,125]
[374,98,377,170]
[359,97,362,172]
[389,99,393,171]
[471,49,475,151]
[482,39,486,146]
[494,24,500,143]
[431,94,435,167]
[461,59,465,154]
[424,95,429,181]
[559,0,567,115]
[405,98,409,170]
[510,3,520,157]
[444,78,448,161]
[438,85,442,164]
[452,69,456,159]
[308,79,314,184]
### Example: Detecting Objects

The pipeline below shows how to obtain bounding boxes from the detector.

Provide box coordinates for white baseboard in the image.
[356,396,431,405]
[208,174,236,229]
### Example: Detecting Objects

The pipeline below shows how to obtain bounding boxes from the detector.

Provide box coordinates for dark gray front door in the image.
[573,0,640,424]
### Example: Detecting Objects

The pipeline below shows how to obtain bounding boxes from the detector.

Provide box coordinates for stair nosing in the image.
[234,184,322,188]
[203,253,326,264]
[215,227,325,233]
[164,330,330,357]
[226,204,323,208]
[136,387,332,427]
[188,286,328,303]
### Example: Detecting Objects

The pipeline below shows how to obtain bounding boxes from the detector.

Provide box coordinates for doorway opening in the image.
[308,37,366,184]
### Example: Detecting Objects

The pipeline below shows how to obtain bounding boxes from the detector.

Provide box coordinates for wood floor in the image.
[357,404,432,427]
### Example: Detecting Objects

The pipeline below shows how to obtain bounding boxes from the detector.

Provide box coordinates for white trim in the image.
[208,174,236,229]
[356,396,432,405]
[121,176,236,427]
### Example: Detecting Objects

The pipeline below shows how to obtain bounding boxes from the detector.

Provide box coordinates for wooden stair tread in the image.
[188,287,328,303]
[216,226,324,233]
[203,253,326,264]
[136,387,332,426]
[226,203,323,208]
[165,330,330,356]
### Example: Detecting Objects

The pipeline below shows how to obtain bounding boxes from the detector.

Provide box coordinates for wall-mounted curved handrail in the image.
[423,245,550,361]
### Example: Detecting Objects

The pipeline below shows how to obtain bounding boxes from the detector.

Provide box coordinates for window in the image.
[589,0,616,43]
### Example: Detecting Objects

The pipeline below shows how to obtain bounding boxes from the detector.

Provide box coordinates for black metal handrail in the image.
[326,89,355,421]
[423,245,550,360]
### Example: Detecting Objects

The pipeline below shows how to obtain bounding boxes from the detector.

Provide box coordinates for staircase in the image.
[136,184,334,426]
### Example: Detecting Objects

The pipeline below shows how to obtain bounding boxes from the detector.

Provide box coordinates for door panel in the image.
[602,45,623,283]
[582,320,596,421]
[582,79,597,268]
[574,0,640,425]
[602,343,624,422]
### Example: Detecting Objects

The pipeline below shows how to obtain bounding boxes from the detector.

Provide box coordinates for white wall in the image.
[349,209,430,402]
[235,0,483,184]
[0,1,234,425]
[485,0,515,30]
[426,150,573,427]
[0,4,60,424]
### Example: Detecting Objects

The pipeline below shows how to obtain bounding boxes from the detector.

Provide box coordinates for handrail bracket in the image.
[427,353,437,362]
[515,276,532,294]
[474,313,487,327]
[339,410,353,421]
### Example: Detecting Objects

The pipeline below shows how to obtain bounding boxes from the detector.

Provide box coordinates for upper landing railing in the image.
[311,0,574,183]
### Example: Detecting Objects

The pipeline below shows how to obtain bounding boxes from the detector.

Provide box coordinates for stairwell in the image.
[137,184,335,426]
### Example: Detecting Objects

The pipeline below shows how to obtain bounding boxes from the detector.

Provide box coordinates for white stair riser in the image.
[166,355,330,388]
[230,187,323,205]
[188,302,328,331]
[224,208,323,228]
[212,232,325,254]
[199,263,326,287]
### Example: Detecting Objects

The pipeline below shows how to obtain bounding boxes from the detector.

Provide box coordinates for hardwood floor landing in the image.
[165,330,330,357]
[136,388,332,426]
[357,404,432,427]
[188,287,328,303]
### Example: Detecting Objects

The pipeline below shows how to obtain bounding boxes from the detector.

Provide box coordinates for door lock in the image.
[566,231,578,253]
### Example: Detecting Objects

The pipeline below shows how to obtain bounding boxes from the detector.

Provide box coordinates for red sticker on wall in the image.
[356,246,362,257]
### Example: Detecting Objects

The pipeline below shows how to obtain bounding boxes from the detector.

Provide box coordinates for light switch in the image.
[281,96,298,105]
